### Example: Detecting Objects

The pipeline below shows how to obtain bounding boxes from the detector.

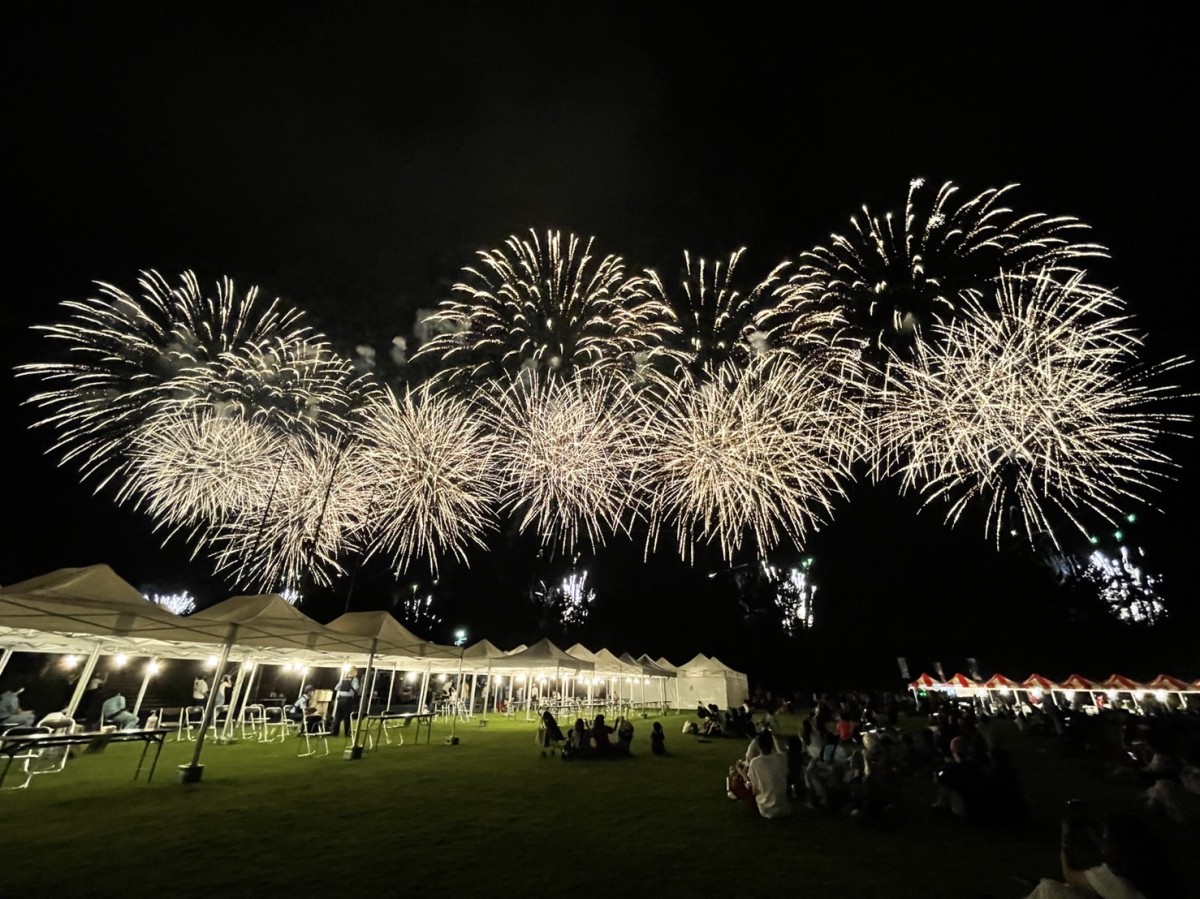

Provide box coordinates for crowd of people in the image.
[540,709,663,760]
[698,687,1199,897]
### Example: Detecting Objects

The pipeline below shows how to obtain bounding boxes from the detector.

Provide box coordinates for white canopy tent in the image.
[0,565,241,718]
[486,638,594,716]
[672,653,750,711]
[323,610,463,755]
[462,638,517,716]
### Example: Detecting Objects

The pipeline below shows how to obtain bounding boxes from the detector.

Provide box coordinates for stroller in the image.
[536,708,566,758]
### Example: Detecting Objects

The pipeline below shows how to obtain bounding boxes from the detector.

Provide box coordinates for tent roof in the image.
[592,648,643,675]
[650,656,677,671]
[189,594,369,655]
[324,611,457,660]
[909,673,940,688]
[0,564,228,651]
[1058,673,1094,690]
[488,638,592,671]
[619,652,661,676]
[565,643,600,662]
[1099,673,1143,691]
[983,673,1019,689]
[945,673,976,688]
[635,654,676,676]
[462,638,512,660]
[677,653,714,671]
[1022,673,1057,690]
[1146,673,1191,691]
[1,564,149,608]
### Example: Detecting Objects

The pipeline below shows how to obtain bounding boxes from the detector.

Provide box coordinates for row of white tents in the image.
[0,565,748,779]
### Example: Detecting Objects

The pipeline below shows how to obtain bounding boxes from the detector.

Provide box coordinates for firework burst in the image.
[645,249,785,373]
[787,179,1108,353]
[19,270,313,487]
[641,353,856,562]
[483,372,645,553]
[204,433,371,591]
[356,386,500,574]
[170,337,383,441]
[117,406,284,528]
[875,270,1191,548]
[411,229,680,385]
[1083,544,1166,624]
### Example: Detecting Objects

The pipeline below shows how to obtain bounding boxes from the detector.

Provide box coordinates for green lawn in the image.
[3,712,1195,898]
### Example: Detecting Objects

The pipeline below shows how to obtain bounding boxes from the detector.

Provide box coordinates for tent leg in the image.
[132,657,156,717]
[64,644,103,720]
[0,648,13,681]
[347,642,378,759]
[180,635,234,784]
[219,657,251,743]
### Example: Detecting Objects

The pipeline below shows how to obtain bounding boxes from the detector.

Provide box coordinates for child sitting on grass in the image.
[651,721,666,755]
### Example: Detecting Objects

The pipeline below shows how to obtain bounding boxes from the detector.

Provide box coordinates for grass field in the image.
[3,711,1195,898]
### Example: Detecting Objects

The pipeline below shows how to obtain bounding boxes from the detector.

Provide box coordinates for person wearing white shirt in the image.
[746,729,791,819]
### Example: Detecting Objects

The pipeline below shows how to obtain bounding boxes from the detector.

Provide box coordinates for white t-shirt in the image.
[746,751,791,818]
[193,679,209,702]
[1084,864,1146,899]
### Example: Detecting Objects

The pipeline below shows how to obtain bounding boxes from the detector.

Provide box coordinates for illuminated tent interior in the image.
[1,565,745,722]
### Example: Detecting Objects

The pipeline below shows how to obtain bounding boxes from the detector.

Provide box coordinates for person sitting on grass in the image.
[614,716,634,755]
[727,730,791,818]
[568,718,592,758]
[650,721,666,755]
[1023,809,1182,899]
[591,713,614,755]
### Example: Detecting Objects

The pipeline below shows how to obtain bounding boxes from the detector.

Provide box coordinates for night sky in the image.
[4,8,1197,688]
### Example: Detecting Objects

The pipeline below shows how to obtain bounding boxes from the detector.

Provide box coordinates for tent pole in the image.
[64,644,103,719]
[418,664,430,714]
[181,627,235,783]
[385,663,397,714]
[220,655,251,743]
[449,646,465,741]
[242,658,263,709]
[0,648,13,680]
[348,638,378,759]
[132,656,157,717]
[468,666,479,720]
[481,660,492,720]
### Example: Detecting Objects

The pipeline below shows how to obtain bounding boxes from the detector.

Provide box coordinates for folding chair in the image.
[1,726,55,790]
[349,712,374,751]
[240,704,266,741]
[178,705,205,741]
[298,718,329,758]
[260,706,293,743]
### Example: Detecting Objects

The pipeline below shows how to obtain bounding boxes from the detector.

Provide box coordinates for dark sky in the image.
[3,7,1197,685]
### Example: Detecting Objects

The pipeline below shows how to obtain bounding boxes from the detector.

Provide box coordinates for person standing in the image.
[216,675,232,707]
[332,668,360,738]
[192,675,209,709]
